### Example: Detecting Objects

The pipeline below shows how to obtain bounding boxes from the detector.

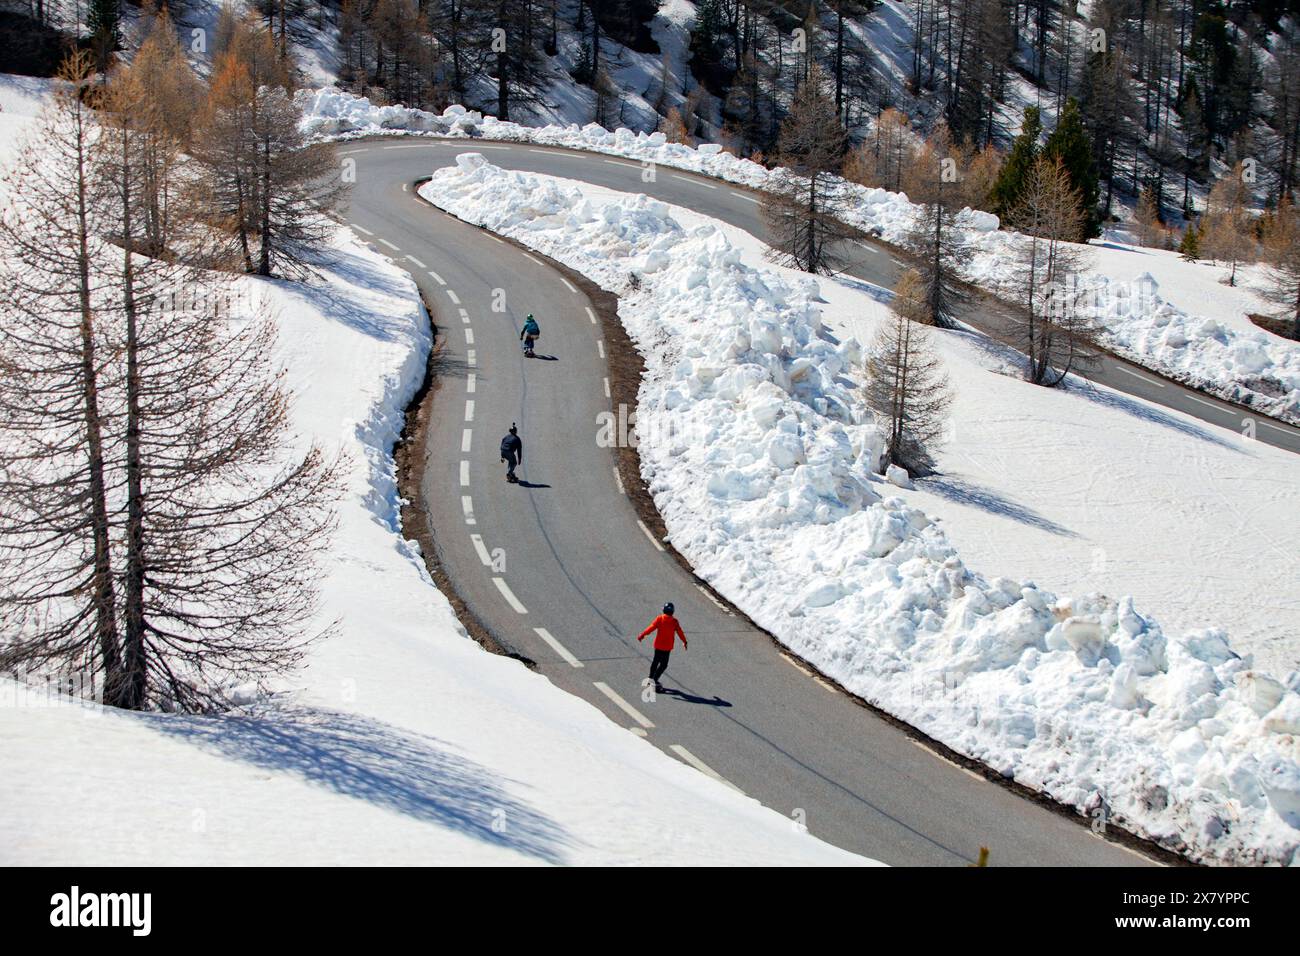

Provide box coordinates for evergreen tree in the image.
[1044,98,1100,238]
[87,0,121,73]
[1179,221,1202,260]
[990,106,1041,218]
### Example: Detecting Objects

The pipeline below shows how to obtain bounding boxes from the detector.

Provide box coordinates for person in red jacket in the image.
[638,603,687,692]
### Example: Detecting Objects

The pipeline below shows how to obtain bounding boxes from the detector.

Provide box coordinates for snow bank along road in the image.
[338,139,1167,866]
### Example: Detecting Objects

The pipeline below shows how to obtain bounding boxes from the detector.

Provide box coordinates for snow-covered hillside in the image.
[0,76,873,866]
[419,154,1300,865]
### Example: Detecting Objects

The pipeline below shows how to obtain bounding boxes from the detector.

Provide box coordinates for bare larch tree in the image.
[761,66,858,275]
[1006,155,1102,386]
[865,269,952,474]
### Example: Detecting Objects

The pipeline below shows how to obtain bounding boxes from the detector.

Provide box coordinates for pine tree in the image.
[865,269,952,474]
[990,107,1041,219]
[1044,98,1100,238]
[87,0,121,73]
[1179,221,1202,260]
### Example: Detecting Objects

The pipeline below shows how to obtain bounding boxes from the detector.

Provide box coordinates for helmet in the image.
[663,603,674,616]
[509,423,517,435]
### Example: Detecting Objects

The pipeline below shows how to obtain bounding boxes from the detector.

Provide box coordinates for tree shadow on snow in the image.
[266,240,425,344]
[149,707,574,864]
[832,274,896,305]
[1064,378,1244,453]
[918,476,1079,538]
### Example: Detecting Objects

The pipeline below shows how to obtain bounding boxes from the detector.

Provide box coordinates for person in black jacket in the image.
[500,424,523,482]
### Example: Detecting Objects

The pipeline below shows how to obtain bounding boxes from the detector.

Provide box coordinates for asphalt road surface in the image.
[337,137,1204,866]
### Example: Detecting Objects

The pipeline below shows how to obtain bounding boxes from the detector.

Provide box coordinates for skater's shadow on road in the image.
[516,480,551,489]
[148,707,574,863]
[531,354,560,362]
[658,688,732,708]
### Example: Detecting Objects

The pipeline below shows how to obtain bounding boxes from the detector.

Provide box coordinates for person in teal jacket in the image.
[520,314,540,357]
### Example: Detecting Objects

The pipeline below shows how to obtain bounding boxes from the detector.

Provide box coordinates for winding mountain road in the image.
[335,137,1218,866]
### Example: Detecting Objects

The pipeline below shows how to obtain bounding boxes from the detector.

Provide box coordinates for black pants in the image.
[649,649,671,683]
[504,453,518,478]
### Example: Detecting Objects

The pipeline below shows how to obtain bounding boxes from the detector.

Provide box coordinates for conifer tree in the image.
[1043,98,1100,238]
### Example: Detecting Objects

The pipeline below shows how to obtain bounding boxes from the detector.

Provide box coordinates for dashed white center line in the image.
[603,377,610,398]
[669,745,742,793]
[459,460,470,487]
[1184,393,1228,413]
[612,467,625,495]
[464,399,475,422]
[402,183,408,192]
[493,577,528,614]
[461,495,476,525]
[536,628,585,669]
[1259,419,1294,433]
[383,144,435,150]
[446,289,461,304]
[406,254,427,268]
[560,277,577,293]
[459,308,470,323]
[1115,364,1165,387]
[465,328,475,345]
[352,224,374,235]
[470,534,493,566]
[730,190,759,203]
[527,148,555,154]
[637,519,665,552]
[378,238,400,251]
[594,681,653,726]
[597,340,605,359]
[466,372,476,393]
[461,429,472,453]
[338,148,365,156]
[466,349,477,367]
[428,271,446,286]
[476,144,511,150]
[586,306,597,325]
[672,174,716,189]
[603,158,641,170]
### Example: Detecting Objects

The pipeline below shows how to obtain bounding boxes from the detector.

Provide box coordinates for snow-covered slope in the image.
[0,80,872,866]
[419,154,1300,865]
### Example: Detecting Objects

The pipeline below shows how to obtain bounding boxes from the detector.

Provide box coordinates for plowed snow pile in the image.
[422,154,1300,865]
